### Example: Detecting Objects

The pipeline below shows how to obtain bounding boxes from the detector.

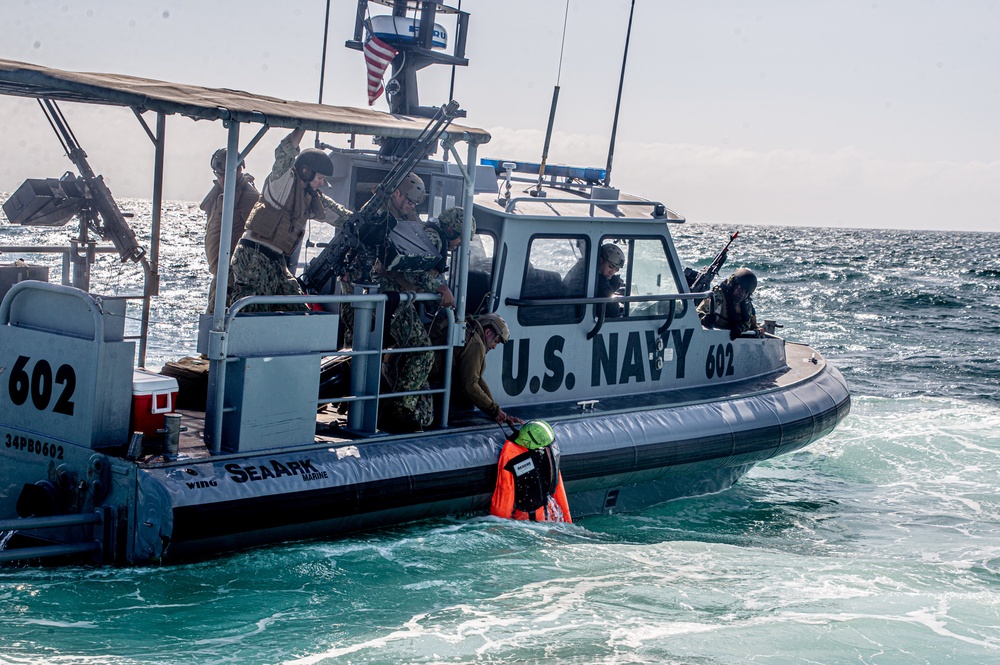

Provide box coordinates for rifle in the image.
[688,231,738,293]
[39,99,146,263]
[298,100,461,292]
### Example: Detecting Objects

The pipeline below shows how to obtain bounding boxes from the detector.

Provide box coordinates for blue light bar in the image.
[481,158,606,183]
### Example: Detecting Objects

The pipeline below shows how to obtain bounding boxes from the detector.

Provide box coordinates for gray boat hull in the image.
[123,352,848,563]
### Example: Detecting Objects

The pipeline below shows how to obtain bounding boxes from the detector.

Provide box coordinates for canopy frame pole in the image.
[439,138,480,427]
[138,111,166,367]
[205,116,242,454]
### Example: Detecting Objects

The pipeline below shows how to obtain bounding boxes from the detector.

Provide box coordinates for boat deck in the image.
[146,340,823,465]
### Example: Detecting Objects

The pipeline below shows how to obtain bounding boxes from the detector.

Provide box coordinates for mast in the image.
[346,0,471,158]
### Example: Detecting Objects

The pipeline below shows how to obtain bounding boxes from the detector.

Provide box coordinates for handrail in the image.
[0,509,104,563]
[506,291,710,308]
[506,291,711,337]
[0,244,119,287]
[0,511,102,531]
[0,280,109,342]
[504,196,671,217]
[0,245,117,253]
[210,289,452,444]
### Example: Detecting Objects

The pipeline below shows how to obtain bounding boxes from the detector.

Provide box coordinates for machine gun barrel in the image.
[39,98,146,263]
[299,100,461,292]
[690,231,738,293]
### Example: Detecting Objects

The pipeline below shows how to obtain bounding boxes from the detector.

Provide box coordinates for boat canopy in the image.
[0,58,490,143]
[0,57,489,369]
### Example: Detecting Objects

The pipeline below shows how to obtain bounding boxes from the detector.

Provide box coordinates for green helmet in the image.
[515,420,555,450]
[438,206,476,240]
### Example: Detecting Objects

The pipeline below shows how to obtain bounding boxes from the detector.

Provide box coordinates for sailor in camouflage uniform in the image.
[374,206,471,431]
[340,173,431,344]
[202,148,259,314]
[227,128,350,313]
[697,267,763,339]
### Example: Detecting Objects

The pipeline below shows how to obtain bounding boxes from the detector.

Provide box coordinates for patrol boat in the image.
[0,0,850,565]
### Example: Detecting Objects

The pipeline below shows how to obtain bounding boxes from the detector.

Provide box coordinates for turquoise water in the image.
[2,206,999,663]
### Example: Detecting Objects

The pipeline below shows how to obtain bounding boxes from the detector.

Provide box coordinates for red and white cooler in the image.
[131,369,179,436]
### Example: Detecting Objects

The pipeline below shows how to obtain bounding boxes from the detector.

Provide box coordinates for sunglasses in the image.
[404,195,421,206]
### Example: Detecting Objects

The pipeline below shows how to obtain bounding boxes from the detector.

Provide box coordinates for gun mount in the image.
[2,99,147,270]
[346,0,469,159]
[299,100,461,292]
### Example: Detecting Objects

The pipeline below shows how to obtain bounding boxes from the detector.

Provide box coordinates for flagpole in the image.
[605,0,636,188]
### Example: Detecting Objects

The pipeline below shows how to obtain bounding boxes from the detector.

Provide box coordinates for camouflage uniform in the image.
[229,243,308,312]
[379,212,477,428]
[345,208,469,430]
[202,171,259,313]
[697,277,759,339]
[227,132,350,313]
[376,264,439,431]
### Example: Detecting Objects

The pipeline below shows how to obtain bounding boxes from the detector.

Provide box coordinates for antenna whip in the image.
[604,0,636,188]
[532,0,571,197]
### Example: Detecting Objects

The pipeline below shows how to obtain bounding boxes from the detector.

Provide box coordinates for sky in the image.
[1,0,997,233]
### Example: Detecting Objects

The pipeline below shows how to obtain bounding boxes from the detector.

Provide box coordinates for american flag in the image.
[364,35,398,105]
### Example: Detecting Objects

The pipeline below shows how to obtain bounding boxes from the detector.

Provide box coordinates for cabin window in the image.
[466,232,495,315]
[469,232,494,273]
[615,237,680,318]
[517,236,588,326]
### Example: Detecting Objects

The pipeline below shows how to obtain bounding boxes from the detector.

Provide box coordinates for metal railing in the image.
[506,290,711,337]
[503,196,680,221]
[0,243,156,361]
[208,289,457,449]
[0,510,105,563]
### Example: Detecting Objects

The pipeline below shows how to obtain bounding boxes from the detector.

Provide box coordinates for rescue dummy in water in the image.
[490,420,572,523]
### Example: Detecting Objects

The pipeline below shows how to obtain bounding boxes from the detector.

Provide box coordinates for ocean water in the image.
[1,201,999,664]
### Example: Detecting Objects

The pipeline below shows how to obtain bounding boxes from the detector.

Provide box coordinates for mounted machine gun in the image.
[1,99,147,290]
[298,100,460,292]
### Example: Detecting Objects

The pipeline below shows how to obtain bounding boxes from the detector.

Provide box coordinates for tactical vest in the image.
[245,182,323,257]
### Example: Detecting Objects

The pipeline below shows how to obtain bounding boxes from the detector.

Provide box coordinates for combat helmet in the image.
[437,206,476,240]
[599,243,626,270]
[478,312,509,343]
[515,420,555,450]
[397,173,426,205]
[730,267,758,296]
[294,148,335,181]
[210,148,244,175]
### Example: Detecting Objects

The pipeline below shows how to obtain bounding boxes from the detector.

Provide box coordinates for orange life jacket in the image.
[490,439,572,523]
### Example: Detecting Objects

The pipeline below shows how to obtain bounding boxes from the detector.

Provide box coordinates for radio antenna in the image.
[315,0,333,147]
[604,0,636,188]
[532,0,571,198]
